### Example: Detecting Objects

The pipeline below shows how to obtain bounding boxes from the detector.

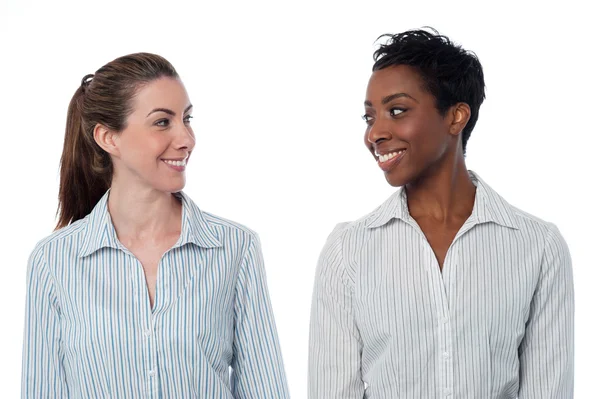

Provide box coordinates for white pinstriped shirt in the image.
[309,171,574,398]
[22,191,289,398]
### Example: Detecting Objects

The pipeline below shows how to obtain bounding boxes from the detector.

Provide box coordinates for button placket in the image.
[128,256,158,397]
[413,219,458,398]
[145,320,159,397]
[438,247,455,399]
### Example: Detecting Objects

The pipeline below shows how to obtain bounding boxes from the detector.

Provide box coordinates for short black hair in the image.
[373,28,485,155]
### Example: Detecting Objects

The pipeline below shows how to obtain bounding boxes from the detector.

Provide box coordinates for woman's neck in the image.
[405,156,476,224]
[107,183,182,243]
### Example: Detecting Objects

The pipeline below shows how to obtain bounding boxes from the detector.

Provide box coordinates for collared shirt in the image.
[308,171,574,399]
[22,191,289,399]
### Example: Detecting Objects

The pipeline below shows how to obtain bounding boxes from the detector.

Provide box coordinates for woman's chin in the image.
[384,171,409,187]
[153,178,186,193]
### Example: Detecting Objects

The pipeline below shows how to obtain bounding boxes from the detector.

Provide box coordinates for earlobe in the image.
[450,103,471,136]
[93,124,120,157]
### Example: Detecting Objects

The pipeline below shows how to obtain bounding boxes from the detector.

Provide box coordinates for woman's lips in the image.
[376,150,406,172]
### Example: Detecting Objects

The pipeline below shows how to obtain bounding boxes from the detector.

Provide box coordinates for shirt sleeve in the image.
[21,245,69,398]
[518,223,574,398]
[308,223,365,399]
[230,232,290,399]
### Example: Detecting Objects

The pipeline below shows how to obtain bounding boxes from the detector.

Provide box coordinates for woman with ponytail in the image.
[22,53,289,398]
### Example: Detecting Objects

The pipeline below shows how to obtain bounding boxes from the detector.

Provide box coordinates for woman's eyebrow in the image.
[147,104,193,117]
[147,108,175,117]
[364,92,418,107]
[382,92,418,104]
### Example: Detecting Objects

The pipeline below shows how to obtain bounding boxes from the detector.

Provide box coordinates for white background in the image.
[1,0,598,397]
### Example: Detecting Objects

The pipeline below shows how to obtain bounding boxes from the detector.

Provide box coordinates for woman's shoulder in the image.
[33,216,90,251]
[27,216,91,271]
[200,210,257,236]
[180,192,259,242]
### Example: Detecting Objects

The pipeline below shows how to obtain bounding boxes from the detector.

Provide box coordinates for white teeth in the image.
[164,159,186,167]
[377,150,404,163]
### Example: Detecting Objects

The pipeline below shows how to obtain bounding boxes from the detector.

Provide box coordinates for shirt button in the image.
[442,351,451,359]
[143,329,151,337]
[441,316,449,324]
[148,369,156,377]
[444,388,452,396]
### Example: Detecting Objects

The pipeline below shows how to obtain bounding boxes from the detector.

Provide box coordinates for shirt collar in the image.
[78,190,222,258]
[175,191,223,249]
[365,170,519,230]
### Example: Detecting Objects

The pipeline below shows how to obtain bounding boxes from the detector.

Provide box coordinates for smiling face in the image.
[106,77,195,193]
[363,65,465,187]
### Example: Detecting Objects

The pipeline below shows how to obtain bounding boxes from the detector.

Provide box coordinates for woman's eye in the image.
[184,115,194,124]
[362,114,374,124]
[390,108,406,116]
[155,119,170,127]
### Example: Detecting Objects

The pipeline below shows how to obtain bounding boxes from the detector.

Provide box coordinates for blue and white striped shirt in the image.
[309,171,574,398]
[22,190,290,398]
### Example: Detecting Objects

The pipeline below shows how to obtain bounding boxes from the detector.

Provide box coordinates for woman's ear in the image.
[449,102,471,137]
[93,124,120,158]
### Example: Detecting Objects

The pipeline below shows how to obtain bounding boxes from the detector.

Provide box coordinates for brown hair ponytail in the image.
[56,53,178,230]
